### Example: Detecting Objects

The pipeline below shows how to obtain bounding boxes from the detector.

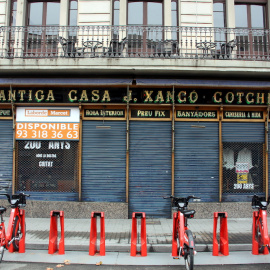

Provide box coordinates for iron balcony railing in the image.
[0,25,270,60]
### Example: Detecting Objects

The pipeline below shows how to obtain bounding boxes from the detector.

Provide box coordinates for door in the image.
[129,121,171,218]
[26,1,60,56]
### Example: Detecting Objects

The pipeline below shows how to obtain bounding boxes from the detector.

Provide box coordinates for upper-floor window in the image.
[113,0,120,25]
[69,0,78,26]
[235,4,265,29]
[27,1,60,27]
[213,0,226,46]
[10,0,17,26]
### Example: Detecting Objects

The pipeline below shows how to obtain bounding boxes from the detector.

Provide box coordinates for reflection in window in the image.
[113,0,120,25]
[69,0,78,26]
[10,0,17,26]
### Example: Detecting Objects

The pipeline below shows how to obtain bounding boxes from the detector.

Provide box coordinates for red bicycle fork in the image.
[252,210,270,255]
[172,212,187,257]
[6,208,26,253]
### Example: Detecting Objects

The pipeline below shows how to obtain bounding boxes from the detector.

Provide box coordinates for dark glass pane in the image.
[12,1,17,10]
[251,5,264,28]
[128,2,143,25]
[235,5,248,28]
[171,1,176,11]
[172,10,177,27]
[46,2,60,26]
[147,2,162,25]
[29,2,43,25]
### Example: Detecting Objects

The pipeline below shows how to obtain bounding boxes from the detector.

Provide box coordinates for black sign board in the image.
[176,110,217,119]
[131,109,171,119]
[84,109,125,118]
[223,111,263,119]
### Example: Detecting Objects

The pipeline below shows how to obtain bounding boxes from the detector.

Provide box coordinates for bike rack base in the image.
[89,211,105,256]
[130,212,147,257]
[212,212,229,256]
[48,210,65,255]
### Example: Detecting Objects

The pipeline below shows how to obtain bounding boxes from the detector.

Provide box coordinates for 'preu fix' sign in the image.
[16,107,80,140]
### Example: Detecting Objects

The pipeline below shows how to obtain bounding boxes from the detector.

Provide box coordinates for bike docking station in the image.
[8,208,26,253]
[89,211,105,256]
[48,210,65,255]
[252,210,270,255]
[212,212,229,256]
[130,212,147,257]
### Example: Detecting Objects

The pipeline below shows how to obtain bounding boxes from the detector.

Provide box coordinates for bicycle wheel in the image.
[184,230,194,270]
[0,246,4,263]
[12,216,23,251]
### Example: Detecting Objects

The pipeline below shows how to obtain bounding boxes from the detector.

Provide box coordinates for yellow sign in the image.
[237,173,248,184]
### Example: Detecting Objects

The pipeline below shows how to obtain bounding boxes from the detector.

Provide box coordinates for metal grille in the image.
[15,140,79,193]
[222,142,264,194]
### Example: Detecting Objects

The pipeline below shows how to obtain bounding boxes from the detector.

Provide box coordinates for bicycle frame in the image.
[252,208,270,255]
[0,213,6,248]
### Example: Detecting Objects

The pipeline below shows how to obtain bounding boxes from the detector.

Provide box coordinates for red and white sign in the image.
[16,107,80,140]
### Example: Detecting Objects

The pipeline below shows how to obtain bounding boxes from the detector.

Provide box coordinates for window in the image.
[69,0,78,26]
[113,0,120,25]
[27,1,60,55]
[10,0,17,26]
[127,1,163,53]
[213,1,226,49]
[171,0,178,40]
[235,3,267,55]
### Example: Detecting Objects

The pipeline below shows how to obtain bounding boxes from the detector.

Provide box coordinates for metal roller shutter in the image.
[0,120,13,195]
[82,121,126,202]
[129,121,172,218]
[175,122,219,202]
[222,122,265,202]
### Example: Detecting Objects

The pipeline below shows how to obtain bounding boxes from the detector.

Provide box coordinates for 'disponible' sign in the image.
[16,107,80,140]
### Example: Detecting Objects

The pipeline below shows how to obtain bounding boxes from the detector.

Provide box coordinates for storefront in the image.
[0,79,269,218]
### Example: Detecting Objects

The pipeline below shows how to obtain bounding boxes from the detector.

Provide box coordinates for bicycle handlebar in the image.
[163,195,201,201]
[0,193,30,206]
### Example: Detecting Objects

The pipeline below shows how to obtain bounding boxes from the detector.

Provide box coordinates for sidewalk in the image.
[24,217,258,252]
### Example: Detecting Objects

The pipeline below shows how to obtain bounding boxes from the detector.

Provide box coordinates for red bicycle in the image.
[0,193,30,262]
[164,195,200,270]
[251,194,270,255]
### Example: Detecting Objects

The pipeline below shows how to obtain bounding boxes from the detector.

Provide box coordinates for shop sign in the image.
[224,111,263,119]
[15,107,80,140]
[176,110,217,119]
[84,109,125,118]
[131,109,170,119]
[0,109,12,117]
[1,88,270,105]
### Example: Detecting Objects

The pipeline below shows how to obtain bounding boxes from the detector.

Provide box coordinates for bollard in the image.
[172,212,178,257]
[48,210,65,255]
[89,212,105,256]
[8,209,26,253]
[212,212,229,256]
[252,211,269,255]
[130,212,147,257]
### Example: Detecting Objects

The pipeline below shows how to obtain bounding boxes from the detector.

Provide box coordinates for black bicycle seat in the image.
[0,206,6,214]
[182,209,196,218]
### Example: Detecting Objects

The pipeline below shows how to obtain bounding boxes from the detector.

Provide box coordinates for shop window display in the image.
[222,142,264,194]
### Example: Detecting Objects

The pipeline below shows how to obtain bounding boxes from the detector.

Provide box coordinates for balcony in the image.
[0,25,269,61]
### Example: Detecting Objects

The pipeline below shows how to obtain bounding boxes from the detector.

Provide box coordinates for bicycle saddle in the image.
[182,209,196,218]
[0,206,6,214]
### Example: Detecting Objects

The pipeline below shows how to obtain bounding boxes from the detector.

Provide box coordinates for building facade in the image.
[0,0,270,218]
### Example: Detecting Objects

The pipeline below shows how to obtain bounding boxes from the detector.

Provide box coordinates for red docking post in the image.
[252,211,270,255]
[89,212,105,256]
[212,212,229,256]
[48,210,65,255]
[130,212,147,257]
[172,212,178,257]
[8,209,26,253]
